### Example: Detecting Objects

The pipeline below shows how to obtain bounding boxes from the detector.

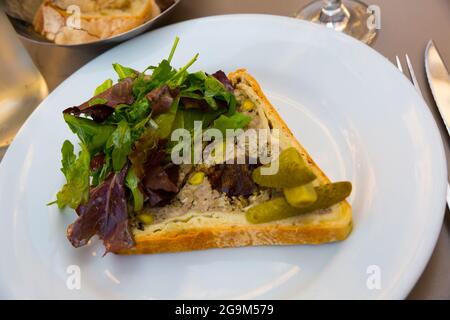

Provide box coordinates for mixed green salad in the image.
[50,38,253,252]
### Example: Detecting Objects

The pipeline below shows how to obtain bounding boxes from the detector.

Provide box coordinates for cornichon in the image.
[252,147,316,188]
[246,182,352,224]
[284,183,317,208]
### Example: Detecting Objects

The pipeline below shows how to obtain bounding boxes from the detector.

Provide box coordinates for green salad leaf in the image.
[94,79,113,95]
[125,167,144,212]
[212,113,252,135]
[154,97,180,139]
[204,76,227,109]
[132,38,197,98]
[91,154,112,187]
[88,97,108,106]
[64,114,116,154]
[113,63,138,80]
[132,59,178,102]
[55,141,91,209]
[178,71,236,114]
[61,139,76,176]
[106,120,132,172]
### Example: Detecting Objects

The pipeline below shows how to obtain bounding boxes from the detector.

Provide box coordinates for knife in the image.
[425,40,450,207]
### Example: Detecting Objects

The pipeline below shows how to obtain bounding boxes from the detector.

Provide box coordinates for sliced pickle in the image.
[246,182,352,224]
[252,147,316,188]
[284,183,317,208]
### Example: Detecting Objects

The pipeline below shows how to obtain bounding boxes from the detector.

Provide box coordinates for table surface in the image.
[19,0,450,299]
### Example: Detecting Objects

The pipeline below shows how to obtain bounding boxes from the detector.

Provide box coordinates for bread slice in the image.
[33,0,161,45]
[118,69,352,254]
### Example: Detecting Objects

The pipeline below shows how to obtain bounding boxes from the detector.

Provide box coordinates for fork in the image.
[395,54,423,98]
[395,54,450,209]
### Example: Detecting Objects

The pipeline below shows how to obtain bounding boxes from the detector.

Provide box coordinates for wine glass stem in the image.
[323,0,342,11]
[320,0,348,23]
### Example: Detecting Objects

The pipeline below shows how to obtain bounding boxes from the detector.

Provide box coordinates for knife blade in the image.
[425,40,450,210]
[425,40,450,136]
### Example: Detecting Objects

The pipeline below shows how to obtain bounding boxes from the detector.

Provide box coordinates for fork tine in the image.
[405,54,423,98]
[395,55,403,73]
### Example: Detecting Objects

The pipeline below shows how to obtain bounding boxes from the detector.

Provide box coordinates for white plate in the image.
[0,15,446,299]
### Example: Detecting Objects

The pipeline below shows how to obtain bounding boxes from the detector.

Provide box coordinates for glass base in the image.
[296,0,377,45]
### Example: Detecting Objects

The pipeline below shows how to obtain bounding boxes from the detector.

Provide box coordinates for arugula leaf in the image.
[150,60,176,85]
[131,78,148,103]
[125,167,144,212]
[176,108,224,132]
[154,97,180,139]
[61,140,76,177]
[132,60,177,101]
[131,39,199,109]
[105,99,151,134]
[107,121,132,171]
[88,97,108,107]
[203,108,227,127]
[128,99,151,125]
[167,36,180,63]
[204,76,225,109]
[166,107,226,156]
[133,47,198,102]
[226,95,237,115]
[64,114,116,154]
[212,113,252,135]
[132,35,183,98]
[92,154,112,186]
[55,141,91,209]
[103,104,131,124]
[179,92,204,100]
[187,71,207,83]
[205,76,237,113]
[178,72,236,114]
[167,54,199,87]
[91,166,102,187]
[113,63,137,80]
[94,79,113,95]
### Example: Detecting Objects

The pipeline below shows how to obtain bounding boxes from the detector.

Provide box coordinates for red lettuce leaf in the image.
[90,153,105,172]
[80,77,135,109]
[64,105,115,123]
[146,85,179,117]
[67,164,134,253]
[64,78,135,122]
[143,165,179,193]
[128,130,179,207]
[143,161,179,207]
[212,70,234,92]
[128,128,160,179]
[180,97,210,111]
